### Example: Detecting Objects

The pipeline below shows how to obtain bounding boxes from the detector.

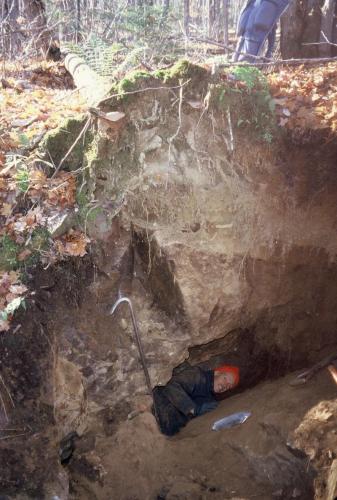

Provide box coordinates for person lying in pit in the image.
[153,364,240,436]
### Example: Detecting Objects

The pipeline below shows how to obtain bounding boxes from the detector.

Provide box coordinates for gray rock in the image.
[47,210,75,238]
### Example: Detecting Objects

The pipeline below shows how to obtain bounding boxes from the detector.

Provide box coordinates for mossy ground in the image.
[103,60,276,143]
[41,115,93,171]
[0,228,51,273]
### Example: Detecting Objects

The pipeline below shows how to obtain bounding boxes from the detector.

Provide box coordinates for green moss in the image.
[30,227,50,252]
[85,135,100,166]
[41,116,93,170]
[110,61,208,102]
[153,69,167,80]
[104,70,153,105]
[76,186,102,226]
[15,165,30,192]
[154,60,208,83]
[113,70,153,100]
[168,60,207,81]
[20,228,51,268]
[209,67,277,143]
[0,235,19,271]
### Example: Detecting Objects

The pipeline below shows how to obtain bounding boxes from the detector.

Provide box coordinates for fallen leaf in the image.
[11,117,37,128]
[0,203,12,216]
[186,100,203,110]
[18,248,32,261]
[55,230,90,257]
[13,219,27,233]
[5,292,16,303]
[8,271,20,283]
[104,111,126,122]
[9,284,28,295]
[0,318,10,332]
[279,117,289,127]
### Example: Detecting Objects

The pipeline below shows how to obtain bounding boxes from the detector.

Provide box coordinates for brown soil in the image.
[67,370,337,500]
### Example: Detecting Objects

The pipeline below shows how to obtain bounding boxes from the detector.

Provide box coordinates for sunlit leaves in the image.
[0,59,89,333]
[268,62,337,134]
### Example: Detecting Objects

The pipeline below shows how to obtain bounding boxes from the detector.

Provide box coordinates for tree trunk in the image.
[64,52,109,104]
[162,0,170,19]
[1,0,52,58]
[223,0,229,51]
[208,0,216,38]
[320,0,336,56]
[280,0,326,59]
[76,0,81,43]
[333,0,337,55]
[184,0,190,37]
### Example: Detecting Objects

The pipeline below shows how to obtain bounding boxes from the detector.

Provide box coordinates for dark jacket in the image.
[153,366,215,436]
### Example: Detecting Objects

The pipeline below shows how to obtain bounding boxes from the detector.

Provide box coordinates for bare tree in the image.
[208,0,215,38]
[1,0,51,57]
[320,0,337,56]
[162,0,170,21]
[184,0,190,37]
[76,0,81,43]
[223,0,229,50]
[280,0,333,59]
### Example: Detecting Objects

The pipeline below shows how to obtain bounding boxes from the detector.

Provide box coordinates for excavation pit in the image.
[1,66,337,499]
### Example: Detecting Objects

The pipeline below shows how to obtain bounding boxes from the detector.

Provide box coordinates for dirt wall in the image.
[2,66,337,499]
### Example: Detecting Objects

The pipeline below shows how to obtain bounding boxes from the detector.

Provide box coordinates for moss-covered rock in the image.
[117,70,152,94]
[40,115,93,171]
[105,60,210,108]
[159,59,208,83]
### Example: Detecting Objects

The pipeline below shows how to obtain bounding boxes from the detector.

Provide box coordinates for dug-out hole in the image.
[172,327,292,398]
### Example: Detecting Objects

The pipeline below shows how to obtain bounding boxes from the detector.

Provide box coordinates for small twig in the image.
[98,80,191,106]
[166,80,185,187]
[0,375,14,408]
[0,428,23,431]
[168,83,184,146]
[218,55,337,69]
[321,31,337,47]
[84,202,100,236]
[55,87,82,101]
[302,41,337,47]
[52,116,90,177]
[140,60,154,72]
[226,107,234,153]
[0,390,8,423]
[187,35,273,62]
[0,432,29,440]
[305,31,337,49]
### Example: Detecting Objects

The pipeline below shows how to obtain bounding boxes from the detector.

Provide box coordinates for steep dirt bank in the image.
[1,62,337,499]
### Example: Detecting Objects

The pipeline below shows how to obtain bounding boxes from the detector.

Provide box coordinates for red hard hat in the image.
[214,365,240,388]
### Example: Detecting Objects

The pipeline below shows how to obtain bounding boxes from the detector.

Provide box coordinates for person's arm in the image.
[162,367,205,417]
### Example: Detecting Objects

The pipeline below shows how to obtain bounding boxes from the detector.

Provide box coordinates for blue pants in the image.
[233,0,290,62]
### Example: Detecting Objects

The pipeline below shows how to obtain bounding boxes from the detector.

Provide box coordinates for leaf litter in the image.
[0,59,88,331]
[268,62,337,135]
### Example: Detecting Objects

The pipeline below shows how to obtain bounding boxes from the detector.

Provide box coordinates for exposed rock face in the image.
[85,80,337,382]
[2,70,337,498]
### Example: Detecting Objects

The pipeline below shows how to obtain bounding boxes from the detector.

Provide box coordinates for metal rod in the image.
[110,296,153,395]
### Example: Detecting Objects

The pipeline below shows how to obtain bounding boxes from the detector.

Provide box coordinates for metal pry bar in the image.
[110,296,152,395]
